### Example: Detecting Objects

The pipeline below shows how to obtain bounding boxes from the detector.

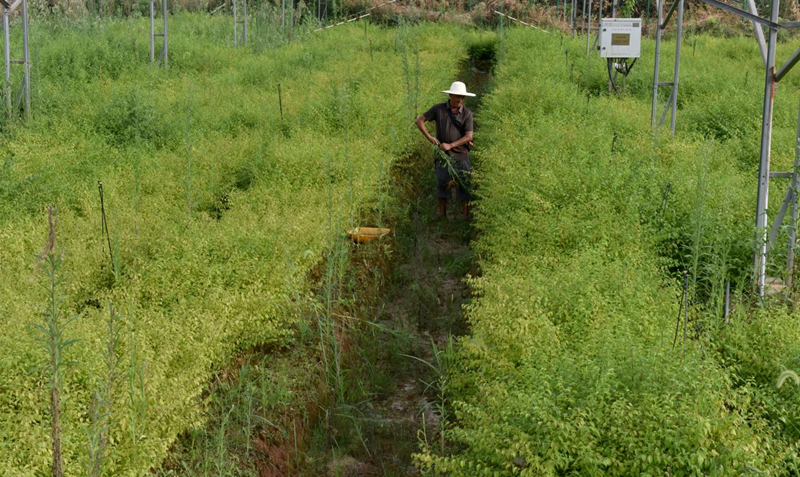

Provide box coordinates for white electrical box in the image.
[598,18,641,58]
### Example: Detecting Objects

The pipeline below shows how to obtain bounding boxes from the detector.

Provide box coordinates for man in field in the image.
[415,81,475,219]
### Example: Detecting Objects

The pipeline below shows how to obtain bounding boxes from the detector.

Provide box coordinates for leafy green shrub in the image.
[417,27,800,475]
[0,17,469,475]
[95,88,176,149]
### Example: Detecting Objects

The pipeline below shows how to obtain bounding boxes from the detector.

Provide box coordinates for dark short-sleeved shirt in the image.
[423,101,473,162]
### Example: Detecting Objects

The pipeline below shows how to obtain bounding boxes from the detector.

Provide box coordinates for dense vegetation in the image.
[415,27,800,474]
[0,14,470,475]
[4,5,800,475]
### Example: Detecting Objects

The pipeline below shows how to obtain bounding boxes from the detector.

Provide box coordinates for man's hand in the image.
[431,138,441,146]
[439,143,453,152]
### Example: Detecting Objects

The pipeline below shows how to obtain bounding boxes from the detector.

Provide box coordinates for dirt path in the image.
[314,184,474,477]
[306,57,493,477]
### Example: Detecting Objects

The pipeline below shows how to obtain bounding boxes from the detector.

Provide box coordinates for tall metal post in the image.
[746,0,767,67]
[234,0,248,47]
[754,0,780,295]
[581,0,587,37]
[669,0,684,134]
[651,0,683,134]
[571,0,577,37]
[586,0,593,54]
[149,0,155,62]
[242,0,247,46]
[651,0,664,126]
[162,0,168,69]
[3,8,10,117]
[233,0,238,46]
[21,0,29,121]
[149,0,168,67]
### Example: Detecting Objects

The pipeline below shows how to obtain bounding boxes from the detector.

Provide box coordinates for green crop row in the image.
[416,28,800,474]
[0,15,468,475]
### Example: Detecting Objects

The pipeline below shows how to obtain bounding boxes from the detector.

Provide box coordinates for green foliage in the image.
[416,28,800,474]
[0,15,468,475]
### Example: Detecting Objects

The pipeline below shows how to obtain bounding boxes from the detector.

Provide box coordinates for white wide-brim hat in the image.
[441,81,476,97]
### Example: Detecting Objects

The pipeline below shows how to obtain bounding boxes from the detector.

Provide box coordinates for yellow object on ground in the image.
[348,227,391,243]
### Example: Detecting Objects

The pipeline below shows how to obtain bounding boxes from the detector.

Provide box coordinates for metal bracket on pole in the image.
[233,0,247,47]
[150,0,168,68]
[651,0,684,135]
[2,0,30,120]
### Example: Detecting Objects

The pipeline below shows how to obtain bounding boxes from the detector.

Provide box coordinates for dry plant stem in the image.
[45,210,63,477]
[35,207,70,477]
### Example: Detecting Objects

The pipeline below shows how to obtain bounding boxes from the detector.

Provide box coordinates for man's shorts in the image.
[435,157,471,202]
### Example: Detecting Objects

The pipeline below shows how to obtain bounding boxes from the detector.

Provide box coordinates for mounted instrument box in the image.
[599,18,642,58]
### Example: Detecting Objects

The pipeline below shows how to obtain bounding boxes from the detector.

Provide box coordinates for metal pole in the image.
[3,9,10,118]
[651,0,663,127]
[586,0,593,54]
[243,0,247,46]
[789,100,800,289]
[754,0,780,296]
[746,0,767,67]
[233,0,238,47]
[149,0,155,62]
[582,0,587,37]
[612,0,616,17]
[669,0,684,135]
[282,0,286,31]
[571,0,576,37]
[21,0,29,120]
[724,281,731,322]
[162,0,168,69]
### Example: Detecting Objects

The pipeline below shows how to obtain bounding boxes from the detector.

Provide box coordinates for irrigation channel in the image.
[158,46,495,476]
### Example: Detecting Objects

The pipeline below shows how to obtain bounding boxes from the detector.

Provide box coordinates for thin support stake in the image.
[724,281,731,322]
[98,181,114,266]
[682,270,689,358]
[278,83,283,121]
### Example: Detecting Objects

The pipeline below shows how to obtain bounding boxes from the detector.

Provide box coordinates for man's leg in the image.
[439,198,448,218]
[455,158,471,220]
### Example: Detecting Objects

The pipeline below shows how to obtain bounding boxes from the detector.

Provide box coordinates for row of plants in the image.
[0,15,468,475]
[416,27,800,474]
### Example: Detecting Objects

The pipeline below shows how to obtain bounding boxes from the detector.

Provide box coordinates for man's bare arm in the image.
[415,115,440,146]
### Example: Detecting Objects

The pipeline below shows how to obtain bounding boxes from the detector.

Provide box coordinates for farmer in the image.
[415,81,475,219]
